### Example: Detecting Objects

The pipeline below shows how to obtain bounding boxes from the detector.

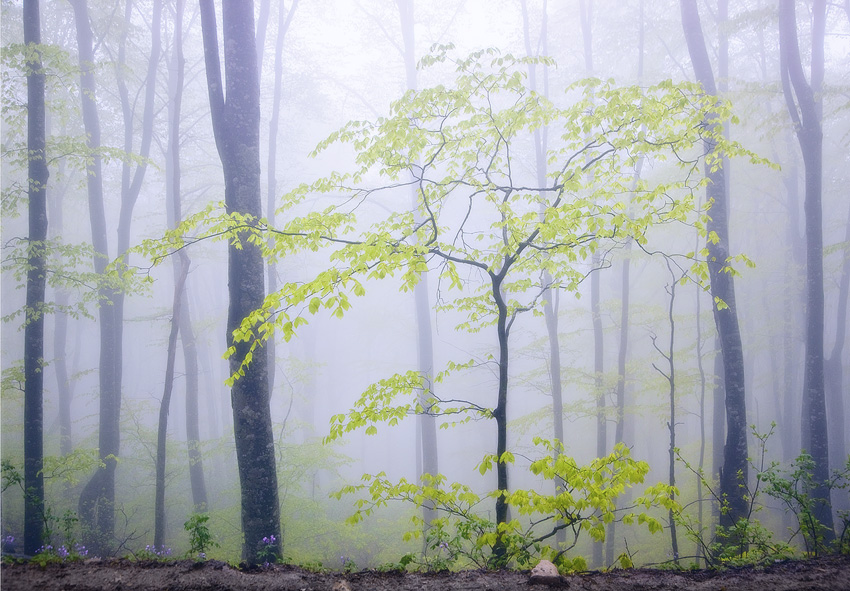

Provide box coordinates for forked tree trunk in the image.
[69,0,120,555]
[779,0,834,544]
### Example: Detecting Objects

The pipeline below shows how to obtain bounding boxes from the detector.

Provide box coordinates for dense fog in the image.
[2,0,849,570]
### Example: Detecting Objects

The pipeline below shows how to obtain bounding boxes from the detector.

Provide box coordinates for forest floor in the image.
[2,554,849,591]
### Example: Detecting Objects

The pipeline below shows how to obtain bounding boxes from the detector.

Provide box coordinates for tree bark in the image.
[23,0,48,557]
[154,258,189,549]
[200,0,282,564]
[490,276,510,564]
[680,0,749,533]
[69,0,120,556]
[779,0,834,543]
[166,0,207,513]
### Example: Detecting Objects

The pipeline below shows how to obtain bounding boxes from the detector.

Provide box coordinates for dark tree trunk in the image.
[680,0,749,532]
[69,0,120,556]
[200,0,282,565]
[23,0,48,557]
[397,0,440,533]
[779,0,834,543]
[490,276,510,564]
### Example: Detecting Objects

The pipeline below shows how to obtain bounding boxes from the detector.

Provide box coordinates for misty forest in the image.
[2,0,849,576]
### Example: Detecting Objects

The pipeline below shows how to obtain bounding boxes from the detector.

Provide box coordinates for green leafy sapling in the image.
[184,513,218,560]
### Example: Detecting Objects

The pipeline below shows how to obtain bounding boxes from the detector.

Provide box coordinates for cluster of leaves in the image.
[183,512,218,559]
[136,46,766,382]
[759,453,850,557]
[2,452,104,561]
[324,360,483,443]
[674,425,849,566]
[0,239,141,327]
[334,441,676,570]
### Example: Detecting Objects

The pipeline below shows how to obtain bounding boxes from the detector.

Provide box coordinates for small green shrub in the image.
[184,512,218,559]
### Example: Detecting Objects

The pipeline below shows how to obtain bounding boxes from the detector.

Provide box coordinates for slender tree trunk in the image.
[166,0,207,513]
[654,260,681,565]
[397,0,439,534]
[680,0,749,534]
[779,0,834,544]
[23,0,48,557]
[47,149,73,457]
[154,258,189,549]
[491,276,510,564]
[781,136,805,462]
[825,203,849,480]
[51,202,74,459]
[694,233,708,564]
[200,0,282,564]
[69,0,119,555]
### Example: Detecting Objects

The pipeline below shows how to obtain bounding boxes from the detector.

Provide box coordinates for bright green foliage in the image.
[1,41,150,330]
[672,425,850,566]
[135,46,767,568]
[138,46,765,380]
[184,512,218,559]
[334,442,678,569]
[760,453,850,557]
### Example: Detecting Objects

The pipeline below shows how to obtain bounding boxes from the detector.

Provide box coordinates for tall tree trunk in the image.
[167,0,207,513]
[154,258,189,549]
[825,203,849,480]
[200,0,282,564]
[490,276,510,564]
[695,250,708,564]
[397,0,439,534]
[47,139,73,457]
[680,0,749,534]
[779,0,834,544]
[653,260,681,565]
[69,0,120,556]
[23,0,48,557]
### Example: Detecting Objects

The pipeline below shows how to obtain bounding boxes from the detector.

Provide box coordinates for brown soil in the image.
[2,555,849,591]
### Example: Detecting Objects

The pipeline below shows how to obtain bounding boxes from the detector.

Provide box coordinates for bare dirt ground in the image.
[2,554,849,591]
